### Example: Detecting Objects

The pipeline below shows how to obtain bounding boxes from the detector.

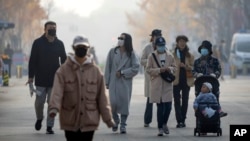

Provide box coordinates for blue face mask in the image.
[200,48,209,56]
[157,45,165,53]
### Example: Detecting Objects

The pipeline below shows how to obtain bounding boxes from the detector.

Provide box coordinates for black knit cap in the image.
[150,29,162,36]
[198,40,213,55]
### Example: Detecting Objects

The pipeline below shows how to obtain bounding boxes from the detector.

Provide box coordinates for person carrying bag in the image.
[152,53,175,83]
[146,36,176,136]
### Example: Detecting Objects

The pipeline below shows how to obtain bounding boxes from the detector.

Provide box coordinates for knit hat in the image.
[150,29,162,36]
[203,82,213,92]
[198,40,213,55]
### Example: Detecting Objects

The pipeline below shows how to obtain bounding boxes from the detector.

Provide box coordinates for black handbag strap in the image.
[152,53,161,68]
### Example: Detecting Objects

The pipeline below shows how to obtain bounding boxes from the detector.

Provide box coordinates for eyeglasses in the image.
[118,37,125,40]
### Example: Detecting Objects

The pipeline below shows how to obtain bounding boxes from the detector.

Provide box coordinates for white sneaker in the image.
[158,128,164,136]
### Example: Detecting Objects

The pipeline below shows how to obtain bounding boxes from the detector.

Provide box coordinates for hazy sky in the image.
[40,0,140,63]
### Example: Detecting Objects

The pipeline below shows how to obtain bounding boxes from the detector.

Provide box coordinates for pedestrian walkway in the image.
[1,75,250,141]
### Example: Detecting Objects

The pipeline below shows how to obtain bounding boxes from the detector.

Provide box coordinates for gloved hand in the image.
[197,73,203,78]
[210,73,216,78]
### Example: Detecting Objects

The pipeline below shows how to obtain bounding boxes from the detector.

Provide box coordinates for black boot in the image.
[46,126,54,134]
[35,119,42,131]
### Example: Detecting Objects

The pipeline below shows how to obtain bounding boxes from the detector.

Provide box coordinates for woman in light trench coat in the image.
[140,29,162,127]
[146,36,176,136]
[104,33,140,134]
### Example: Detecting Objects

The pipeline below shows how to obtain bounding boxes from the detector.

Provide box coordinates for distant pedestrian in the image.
[146,36,176,136]
[88,46,99,65]
[140,29,162,127]
[0,57,4,86]
[49,35,115,141]
[214,39,228,81]
[172,35,195,128]
[4,43,14,77]
[104,33,140,134]
[27,21,67,134]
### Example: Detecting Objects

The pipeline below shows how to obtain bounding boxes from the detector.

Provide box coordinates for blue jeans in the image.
[112,112,128,128]
[157,101,172,129]
[144,97,153,124]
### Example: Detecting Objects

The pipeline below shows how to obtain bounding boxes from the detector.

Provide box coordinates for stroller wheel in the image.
[198,131,201,136]
[217,128,222,136]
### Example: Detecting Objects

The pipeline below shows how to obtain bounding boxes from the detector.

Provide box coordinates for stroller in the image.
[193,75,222,136]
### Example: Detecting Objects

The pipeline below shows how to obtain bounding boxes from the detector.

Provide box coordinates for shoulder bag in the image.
[152,53,175,83]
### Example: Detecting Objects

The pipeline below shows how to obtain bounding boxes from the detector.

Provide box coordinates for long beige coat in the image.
[146,50,176,103]
[172,51,195,87]
[140,43,154,97]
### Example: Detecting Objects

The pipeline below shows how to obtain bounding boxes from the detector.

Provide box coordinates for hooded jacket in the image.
[49,54,114,132]
[28,34,67,87]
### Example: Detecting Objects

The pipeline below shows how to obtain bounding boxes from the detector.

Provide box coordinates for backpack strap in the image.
[152,53,161,68]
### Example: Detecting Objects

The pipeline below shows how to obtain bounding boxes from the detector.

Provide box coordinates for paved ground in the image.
[0,74,250,141]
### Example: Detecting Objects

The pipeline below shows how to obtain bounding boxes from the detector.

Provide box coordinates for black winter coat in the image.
[28,34,67,87]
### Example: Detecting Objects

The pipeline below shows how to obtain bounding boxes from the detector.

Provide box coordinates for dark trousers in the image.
[65,130,94,141]
[144,97,153,124]
[173,84,190,123]
[157,101,172,129]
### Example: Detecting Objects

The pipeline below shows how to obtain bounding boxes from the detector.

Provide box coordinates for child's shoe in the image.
[219,111,228,117]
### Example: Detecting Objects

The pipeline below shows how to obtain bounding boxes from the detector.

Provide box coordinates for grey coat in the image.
[104,47,139,115]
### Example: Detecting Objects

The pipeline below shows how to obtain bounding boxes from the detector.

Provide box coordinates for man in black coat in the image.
[27,21,67,134]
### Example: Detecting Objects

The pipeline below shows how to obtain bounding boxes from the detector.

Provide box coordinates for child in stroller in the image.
[194,75,227,117]
[193,81,227,136]
[194,82,227,118]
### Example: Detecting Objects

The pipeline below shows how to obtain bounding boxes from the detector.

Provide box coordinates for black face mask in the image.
[48,29,56,36]
[75,47,87,58]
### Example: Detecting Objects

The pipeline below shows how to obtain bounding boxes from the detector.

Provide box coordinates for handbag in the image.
[152,53,175,83]
[186,69,193,78]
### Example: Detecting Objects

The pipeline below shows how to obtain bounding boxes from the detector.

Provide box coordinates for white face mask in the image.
[118,40,124,46]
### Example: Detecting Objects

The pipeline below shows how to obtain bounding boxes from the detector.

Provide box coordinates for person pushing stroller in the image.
[193,40,227,117]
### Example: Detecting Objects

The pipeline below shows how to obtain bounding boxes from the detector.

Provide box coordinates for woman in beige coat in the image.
[172,35,194,128]
[146,37,176,136]
[49,35,114,141]
[140,29,162,127]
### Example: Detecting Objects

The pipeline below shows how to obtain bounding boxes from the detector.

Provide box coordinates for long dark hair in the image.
[114,33,134,57]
